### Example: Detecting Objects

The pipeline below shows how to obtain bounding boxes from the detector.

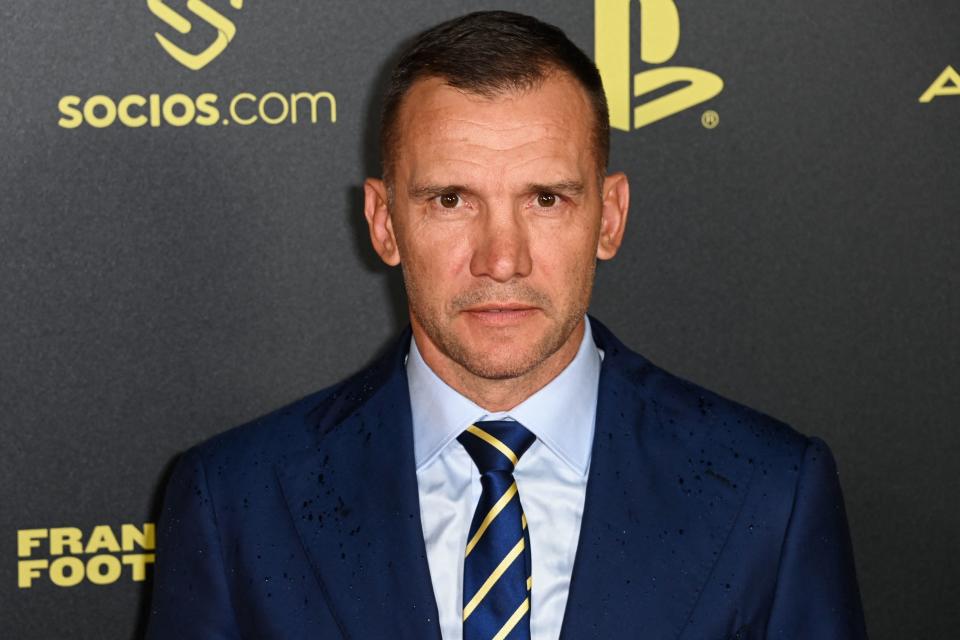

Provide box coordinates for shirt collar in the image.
[407,316,602,477]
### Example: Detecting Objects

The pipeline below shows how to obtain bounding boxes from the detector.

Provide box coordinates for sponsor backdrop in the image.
[2,0,957,637]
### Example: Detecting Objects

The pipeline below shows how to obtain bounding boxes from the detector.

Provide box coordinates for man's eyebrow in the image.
[526,180,586,196]
[408,183,470,199]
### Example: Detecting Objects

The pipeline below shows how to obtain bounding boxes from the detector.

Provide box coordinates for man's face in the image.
[365,72,628,384]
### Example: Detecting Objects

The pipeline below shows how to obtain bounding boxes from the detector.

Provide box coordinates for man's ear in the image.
[363,178,401,266]
[596,172,630,261]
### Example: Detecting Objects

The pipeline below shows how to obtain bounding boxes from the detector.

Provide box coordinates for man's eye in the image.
[439,193,460,208]
[537,193,557,207]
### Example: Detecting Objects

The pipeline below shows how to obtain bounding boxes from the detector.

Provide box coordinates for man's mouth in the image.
[469,305,533,311]
[462,304,539,324]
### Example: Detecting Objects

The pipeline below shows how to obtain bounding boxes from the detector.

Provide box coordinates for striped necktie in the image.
[457,420,536,640]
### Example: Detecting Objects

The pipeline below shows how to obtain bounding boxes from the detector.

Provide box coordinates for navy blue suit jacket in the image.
[146,318,867,639]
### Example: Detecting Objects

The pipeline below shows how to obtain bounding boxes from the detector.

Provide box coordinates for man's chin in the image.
[412,307,581,382]
[454,350,545,381]
[446,329,561,381]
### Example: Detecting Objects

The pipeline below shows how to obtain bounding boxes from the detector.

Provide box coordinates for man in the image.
[147,11,867,640]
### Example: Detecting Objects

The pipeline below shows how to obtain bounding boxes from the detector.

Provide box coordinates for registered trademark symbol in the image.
[701,110,719,129]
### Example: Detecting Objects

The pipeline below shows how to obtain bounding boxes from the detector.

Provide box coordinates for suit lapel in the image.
[275,335,442,640]
[559,320,754,639]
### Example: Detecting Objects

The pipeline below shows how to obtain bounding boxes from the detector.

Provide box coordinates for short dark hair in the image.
[379,10,610,182]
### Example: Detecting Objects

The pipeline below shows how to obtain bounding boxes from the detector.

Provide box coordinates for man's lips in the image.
[461,304,539,324]
[464,303,537,313]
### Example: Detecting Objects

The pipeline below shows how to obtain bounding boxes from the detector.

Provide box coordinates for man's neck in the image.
[411,319,585,412]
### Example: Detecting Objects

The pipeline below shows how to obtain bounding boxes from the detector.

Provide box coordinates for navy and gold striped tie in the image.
[458,421,536,640]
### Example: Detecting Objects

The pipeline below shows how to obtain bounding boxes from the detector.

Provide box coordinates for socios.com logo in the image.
[595,0,723,130]
[56,1,337,129]
[148,0,243,71]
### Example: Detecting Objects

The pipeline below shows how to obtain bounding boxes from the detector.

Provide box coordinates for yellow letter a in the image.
[919,65,960,103]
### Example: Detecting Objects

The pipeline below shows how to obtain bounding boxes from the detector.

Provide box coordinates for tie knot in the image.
[457,420,536,475]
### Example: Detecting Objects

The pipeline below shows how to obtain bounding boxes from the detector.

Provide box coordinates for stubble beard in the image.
[402,264,595,381]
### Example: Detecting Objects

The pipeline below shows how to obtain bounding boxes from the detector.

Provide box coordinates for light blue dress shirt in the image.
[407,317,602,640]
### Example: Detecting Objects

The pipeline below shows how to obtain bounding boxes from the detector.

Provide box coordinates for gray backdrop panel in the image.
[2,1,957,637]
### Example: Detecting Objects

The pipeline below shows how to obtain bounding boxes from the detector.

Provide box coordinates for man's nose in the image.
[469,205,533,282]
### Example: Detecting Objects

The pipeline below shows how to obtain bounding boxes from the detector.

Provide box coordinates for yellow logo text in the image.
[595,0,724,130]
[57,91,336,128]
[919,65,960,103]
[18,523,155,588]
[148,0,244,71]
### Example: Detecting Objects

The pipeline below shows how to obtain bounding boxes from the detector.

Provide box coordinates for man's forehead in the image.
[399,74,589,123]
[394,75,594,174]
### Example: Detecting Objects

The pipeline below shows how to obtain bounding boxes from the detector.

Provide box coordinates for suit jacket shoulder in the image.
[188,331,408,475]
[559,317,866,639]
[147,330,443,639]
[594,315,808,461]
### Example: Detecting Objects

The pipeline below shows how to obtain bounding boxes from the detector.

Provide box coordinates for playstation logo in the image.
[595,0,724,130]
